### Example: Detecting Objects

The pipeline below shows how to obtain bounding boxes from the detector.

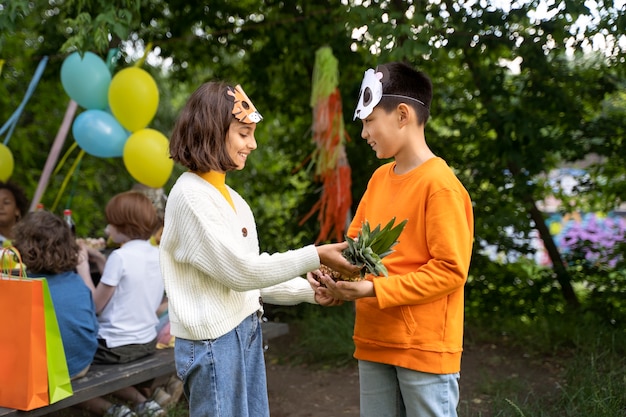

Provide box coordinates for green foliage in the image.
[19,0,143,54]
[464,310,626,417]
[1,0,625,311]
[275,302,356,367]
[3,3,626,415]
[466,255,567,325]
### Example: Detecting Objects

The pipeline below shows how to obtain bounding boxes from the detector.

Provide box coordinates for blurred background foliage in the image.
[1,0,626,324]
[3,2,626,414]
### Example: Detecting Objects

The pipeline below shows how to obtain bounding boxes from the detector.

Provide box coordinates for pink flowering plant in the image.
[555,212,626,323]
[558,212,626,270]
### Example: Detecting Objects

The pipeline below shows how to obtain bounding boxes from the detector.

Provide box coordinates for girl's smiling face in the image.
[226,119,257,170]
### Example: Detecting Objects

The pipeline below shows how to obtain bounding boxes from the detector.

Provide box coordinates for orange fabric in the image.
[0,277,49,410]
[349,158,474,374]
[197,171,235,210]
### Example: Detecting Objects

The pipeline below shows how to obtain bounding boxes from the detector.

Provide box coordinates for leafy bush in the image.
[466,254,566,326]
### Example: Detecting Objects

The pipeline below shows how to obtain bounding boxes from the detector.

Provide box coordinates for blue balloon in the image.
[61,52,111,110]
[72,110,129,158]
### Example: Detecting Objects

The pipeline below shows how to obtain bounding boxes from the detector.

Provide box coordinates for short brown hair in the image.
[169,81,238,172]
[12,211,79,274]
[105,191,160,240]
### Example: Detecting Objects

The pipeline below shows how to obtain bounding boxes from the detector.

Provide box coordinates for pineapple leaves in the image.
[369,217,408,256]
[342,217,408,278]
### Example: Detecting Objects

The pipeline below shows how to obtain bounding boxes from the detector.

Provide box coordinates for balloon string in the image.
[65,154,82,210]
[1,56,49,145]
[135,42,153,68]
[53,141,79,176]
[51,149,84,213]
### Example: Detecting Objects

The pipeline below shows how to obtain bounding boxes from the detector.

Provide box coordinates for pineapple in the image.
[319,217,408,282]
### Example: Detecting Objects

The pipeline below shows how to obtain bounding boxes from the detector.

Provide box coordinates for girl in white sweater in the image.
[159,81,358,417]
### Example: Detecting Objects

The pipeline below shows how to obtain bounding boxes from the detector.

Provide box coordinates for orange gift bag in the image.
[0,275,49,410]
[0,248,73,410]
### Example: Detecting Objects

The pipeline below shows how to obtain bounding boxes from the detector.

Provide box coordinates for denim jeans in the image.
[174,313,269,417]
[359,360,460,417]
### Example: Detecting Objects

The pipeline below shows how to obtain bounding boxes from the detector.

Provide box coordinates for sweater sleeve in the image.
[161,176,321,291]
[260,276,316,305]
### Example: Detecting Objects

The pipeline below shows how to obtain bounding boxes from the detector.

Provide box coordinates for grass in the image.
[285,301,626,417]
[52,301,626,416]
[460,312,626,416]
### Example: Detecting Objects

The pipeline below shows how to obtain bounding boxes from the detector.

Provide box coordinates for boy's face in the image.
[359,107,402,160]
[226,119,257,170]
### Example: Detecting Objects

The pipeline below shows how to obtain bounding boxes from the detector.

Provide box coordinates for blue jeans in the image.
[359,360,459,417]
[174,313,269,417]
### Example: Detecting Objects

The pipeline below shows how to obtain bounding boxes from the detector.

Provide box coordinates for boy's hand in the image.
[318,275,375,301]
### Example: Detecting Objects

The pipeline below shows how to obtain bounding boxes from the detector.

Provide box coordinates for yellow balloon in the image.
[108,67,159,132]
[0,144,14,181]
[123,128,173,188]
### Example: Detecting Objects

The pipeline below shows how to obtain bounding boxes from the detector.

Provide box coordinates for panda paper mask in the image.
[353,68,383,120]
[353,66,428,121]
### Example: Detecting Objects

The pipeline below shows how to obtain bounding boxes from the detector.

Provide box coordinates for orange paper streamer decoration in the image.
[299,47,352,243]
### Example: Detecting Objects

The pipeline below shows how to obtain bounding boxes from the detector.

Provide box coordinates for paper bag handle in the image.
[0,246,27,279]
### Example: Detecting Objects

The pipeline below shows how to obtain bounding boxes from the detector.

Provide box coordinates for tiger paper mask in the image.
[226,84,263,124]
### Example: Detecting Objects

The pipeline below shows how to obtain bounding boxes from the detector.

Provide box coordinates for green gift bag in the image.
[41,277,74,403]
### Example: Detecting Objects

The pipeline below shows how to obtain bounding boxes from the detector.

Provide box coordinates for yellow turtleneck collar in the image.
[196,171,235,210]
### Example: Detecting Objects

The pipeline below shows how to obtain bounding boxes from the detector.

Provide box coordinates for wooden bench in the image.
[0,349,175,417]
[0,322,289,416]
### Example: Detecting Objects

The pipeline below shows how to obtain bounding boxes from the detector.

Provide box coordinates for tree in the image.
[341,0,626,307]
[1,0,625,308]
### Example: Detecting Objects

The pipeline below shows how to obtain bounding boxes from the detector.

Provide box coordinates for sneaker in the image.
[165,375,184,404]
[104,404,138,417]
[151,387,173,408]
[135,399,166,417]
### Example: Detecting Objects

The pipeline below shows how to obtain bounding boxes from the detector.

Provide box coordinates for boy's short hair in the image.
[376,62,433,125]
[169,81,239,173]
[13,211,79,274]
[105,191,160,240]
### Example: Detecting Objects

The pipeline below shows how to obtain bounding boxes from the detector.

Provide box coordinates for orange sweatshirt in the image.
[349,157,474,374]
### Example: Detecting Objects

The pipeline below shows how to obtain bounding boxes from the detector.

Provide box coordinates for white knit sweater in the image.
[159,172,320,340]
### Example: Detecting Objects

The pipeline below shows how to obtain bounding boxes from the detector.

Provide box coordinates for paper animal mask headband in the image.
[353,66,427,120]
[226,84,263,124]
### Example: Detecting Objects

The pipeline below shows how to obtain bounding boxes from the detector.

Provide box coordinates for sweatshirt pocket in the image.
[355,298,447,348]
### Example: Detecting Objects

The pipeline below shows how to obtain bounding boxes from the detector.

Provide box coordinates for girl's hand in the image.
[307,271,343,306]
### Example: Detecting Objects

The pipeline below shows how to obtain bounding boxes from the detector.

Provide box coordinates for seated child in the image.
[12,210,98,379]
[78,191,167,417]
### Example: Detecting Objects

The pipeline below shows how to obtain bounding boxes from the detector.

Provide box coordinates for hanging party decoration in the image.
[108,67,159,132]
[123,128,172,188]
[60,52,111,110]
[0,144,14,181]
[298,46,352,243]
[72,110,129,158]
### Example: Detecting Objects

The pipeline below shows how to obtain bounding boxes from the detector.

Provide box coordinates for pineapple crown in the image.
[343,217,408,278]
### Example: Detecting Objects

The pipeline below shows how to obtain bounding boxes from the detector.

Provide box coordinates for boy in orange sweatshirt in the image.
[320,62,474,417]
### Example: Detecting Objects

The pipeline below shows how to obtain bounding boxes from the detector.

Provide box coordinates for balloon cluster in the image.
[60,52,173,188]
